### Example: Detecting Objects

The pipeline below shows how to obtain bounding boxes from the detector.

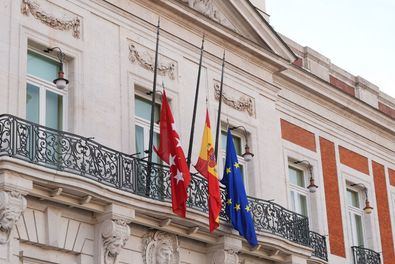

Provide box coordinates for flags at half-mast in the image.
[195,110,221,232]
[154,90,191,217]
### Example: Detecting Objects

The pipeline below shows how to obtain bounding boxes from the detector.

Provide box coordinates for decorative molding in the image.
[0,191,27,244]
[180,0,237,31]
[142,230,180,264]
[21,0,81,39]
[129,42,176,80]
[101,219,130,264]
[214,83,255,117]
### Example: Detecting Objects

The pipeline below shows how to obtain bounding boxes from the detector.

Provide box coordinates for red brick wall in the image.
[280,119,316,152]
[389,168,395,187]
[329,75,356,97]
[378,102,395,119]
[372,161,395,264]
[320,137,346,257]
[338,146,369,175]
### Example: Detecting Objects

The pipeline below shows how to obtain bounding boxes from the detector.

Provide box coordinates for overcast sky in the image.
[266,0,395,98]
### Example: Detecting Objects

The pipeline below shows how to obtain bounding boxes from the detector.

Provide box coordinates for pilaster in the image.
[0,170,31,264]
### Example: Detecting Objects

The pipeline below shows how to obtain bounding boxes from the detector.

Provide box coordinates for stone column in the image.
[94,204,135,264]
[0,171,31,263]
[207,236,242,264]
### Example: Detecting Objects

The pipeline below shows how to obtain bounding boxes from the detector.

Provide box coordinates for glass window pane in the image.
[347,189,360,208]
[221,130,242,155]
[152,132,161,164]
[135,125,145,159]
[289,166,305,187]
[135,96,160,122]
[354,214,364,246]
[290,191,297,211]
[26,83,40,123]
[46,90,63,130]
[27,51,60,82]
[299,194,308,216]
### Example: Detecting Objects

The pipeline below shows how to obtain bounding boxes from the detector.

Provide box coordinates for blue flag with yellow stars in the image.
[221,129,258,246]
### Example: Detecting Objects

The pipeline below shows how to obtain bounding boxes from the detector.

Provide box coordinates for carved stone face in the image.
[0,209,20,230]
[156,241,173,264]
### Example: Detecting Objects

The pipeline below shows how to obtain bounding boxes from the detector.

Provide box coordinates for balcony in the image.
[0,114,327,261]
[352,246,381,264]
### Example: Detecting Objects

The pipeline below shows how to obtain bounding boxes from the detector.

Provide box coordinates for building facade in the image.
[0,0,394,263]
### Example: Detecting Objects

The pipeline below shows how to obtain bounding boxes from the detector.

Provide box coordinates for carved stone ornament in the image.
[212,249,239,264]
[142,230,180,264]
[214,83,255,117]
[101,219,130,264]
[129,43,176,80]
[0,191,27,244]
[21,0,81,39]
[180,0,237,31]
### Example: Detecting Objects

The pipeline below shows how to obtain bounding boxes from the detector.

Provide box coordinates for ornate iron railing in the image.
[0,114,327,260]
[310,231,328,261]
[352,246,381,264]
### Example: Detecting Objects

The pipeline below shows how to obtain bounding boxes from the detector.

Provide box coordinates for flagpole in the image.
[146,18,160,196]
[187,36,205,168]
[214,51,225,160]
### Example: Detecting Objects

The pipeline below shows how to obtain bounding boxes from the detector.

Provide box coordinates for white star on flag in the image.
[169,154,176,166]
[171,122,177,132]
[175,137,181,148]
[174,169,184,184]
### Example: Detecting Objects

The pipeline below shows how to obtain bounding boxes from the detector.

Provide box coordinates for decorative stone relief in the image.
[180,0,237,31]
[0,191,27,244]
[142,230,180,264]
[129,42,177,80]
[212,249,239,264]
[214,83,255,117]
[21,0,81,39]
[101,219,130,264]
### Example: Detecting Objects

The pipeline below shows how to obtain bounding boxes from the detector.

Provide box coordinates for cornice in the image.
[277,67,395,134]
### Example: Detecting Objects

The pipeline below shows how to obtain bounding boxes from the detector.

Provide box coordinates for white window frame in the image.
[346,185,366,247]
[26,48,68,130]
[288,164,311,218]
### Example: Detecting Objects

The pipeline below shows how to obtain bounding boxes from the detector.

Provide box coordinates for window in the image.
[347,187,365,247]
[288,166,309,217]
[26,50,66,130]
[134,95,161,163]
[221,130,245,181]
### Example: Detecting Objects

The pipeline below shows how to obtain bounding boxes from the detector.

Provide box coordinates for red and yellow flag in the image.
[194,109,221,232]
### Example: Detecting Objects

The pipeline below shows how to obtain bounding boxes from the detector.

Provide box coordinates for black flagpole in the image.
[214,51,226,160]
[146,18,160,196]
[187,36,205,168]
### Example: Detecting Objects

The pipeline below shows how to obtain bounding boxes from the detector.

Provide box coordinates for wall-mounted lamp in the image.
[294,160,318,193]
[229,126,254,162]
[351,183,373,215]
[43,47,69,89]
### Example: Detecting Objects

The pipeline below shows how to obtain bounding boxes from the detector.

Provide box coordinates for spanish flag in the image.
[195,109,221,232]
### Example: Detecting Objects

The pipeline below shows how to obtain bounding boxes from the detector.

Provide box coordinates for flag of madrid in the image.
[154,90,191,217]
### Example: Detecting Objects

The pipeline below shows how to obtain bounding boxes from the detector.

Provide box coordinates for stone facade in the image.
[0,0,393,264]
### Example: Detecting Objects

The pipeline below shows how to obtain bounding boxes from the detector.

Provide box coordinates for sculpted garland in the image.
[21,0,81,39]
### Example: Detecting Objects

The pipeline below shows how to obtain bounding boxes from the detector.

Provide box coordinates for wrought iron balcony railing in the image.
[352,246,381,264]
[0,114,327,260]
[310,231,328,261]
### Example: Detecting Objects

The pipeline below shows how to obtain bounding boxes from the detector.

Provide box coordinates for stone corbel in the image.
[0,191,27,244]
[101,218,130,264]
[208,236,242,264]
[21,0,81,39]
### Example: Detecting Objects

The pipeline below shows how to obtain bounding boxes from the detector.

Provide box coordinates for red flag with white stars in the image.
[154,90,191,217]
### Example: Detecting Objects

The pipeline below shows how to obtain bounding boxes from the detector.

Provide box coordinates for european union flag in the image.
[221,129,258,246]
